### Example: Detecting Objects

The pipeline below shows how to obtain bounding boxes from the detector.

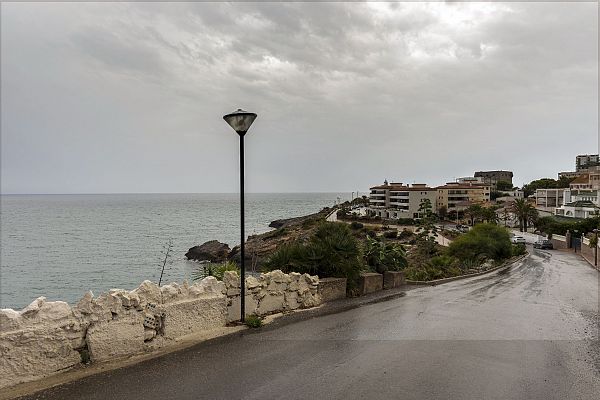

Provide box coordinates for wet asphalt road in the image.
[18,248,600,400]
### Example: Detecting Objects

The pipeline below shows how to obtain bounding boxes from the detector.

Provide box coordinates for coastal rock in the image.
[185,240,230,262]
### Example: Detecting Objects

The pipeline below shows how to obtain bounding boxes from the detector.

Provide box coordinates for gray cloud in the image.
[1,2,597,194]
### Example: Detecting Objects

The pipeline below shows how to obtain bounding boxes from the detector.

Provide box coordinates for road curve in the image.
[16,248,600,400]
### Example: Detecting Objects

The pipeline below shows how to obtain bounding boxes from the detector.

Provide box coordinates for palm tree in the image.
[512,198,536,232]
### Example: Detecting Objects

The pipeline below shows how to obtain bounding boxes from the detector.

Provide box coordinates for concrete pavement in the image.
[14,248,600,400]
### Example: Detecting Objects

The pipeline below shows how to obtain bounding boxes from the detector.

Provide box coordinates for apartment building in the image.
[436,182,491,212]
[473,170,513,188]
[535,188,565,209]
[569,173,592,190]
[576,154,599,171]
[368,181,437,219]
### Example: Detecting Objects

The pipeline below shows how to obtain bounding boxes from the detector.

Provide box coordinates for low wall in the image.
[359,273,383,295]
[383,271,405,289]
[0,278,226,389]
[0,270,322,390]
[223,270,321,322]
[579,238,598,269]
[551,235,568,250]
[318,278,347,302]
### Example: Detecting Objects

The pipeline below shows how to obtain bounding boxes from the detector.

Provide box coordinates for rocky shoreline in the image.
[185,208,331,267]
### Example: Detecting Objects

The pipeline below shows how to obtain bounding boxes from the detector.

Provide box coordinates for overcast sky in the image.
[1,2,598,194]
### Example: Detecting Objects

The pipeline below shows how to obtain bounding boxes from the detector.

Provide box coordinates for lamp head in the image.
[223,109,257,135]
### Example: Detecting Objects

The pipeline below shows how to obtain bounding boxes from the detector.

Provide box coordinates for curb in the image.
[578,252,600,272]
[257,289,407,332]
[405,253,528,286]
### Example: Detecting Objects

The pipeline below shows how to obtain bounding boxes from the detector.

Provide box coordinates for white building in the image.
[535,188,566,211]
[555,201,599,219]
[368,181,437,219]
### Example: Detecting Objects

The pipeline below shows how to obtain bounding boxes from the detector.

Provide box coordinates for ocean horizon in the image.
[0,192,351,309]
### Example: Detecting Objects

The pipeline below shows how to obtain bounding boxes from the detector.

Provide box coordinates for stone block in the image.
[359,273,383,295]
[86,313,145,362]
[383,271,405,289]
[0,326,81,389]
[227,295,259,322]
[318,277,347,302]
[160,295,227,339]
[256,293,285,316]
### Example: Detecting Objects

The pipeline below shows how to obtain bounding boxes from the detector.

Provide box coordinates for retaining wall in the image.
[551,235,568,250]
[224,270,321,322]
[359,273,383,295]
[318,278,347,302]
[0,270,321,390]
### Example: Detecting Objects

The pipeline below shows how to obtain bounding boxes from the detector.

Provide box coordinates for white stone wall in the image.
[0,271,322,390]
[224,270,321,322]
[0,277,226,389]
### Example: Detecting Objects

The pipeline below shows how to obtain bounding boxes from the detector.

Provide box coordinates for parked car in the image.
[533,239,553,249]
[511,236,526,244]
[455,225,470,233]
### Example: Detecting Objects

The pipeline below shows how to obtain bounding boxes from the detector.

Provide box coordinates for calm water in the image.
[0,193,347,309]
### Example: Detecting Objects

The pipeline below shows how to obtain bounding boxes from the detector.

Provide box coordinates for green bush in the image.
[263,222,364,290]
[512,243,526,256]
[396,218,415,226]
[192,261,240,282]
[245,314,263,328]
[397,229,413,240]
[429,255,458,268]
[365,229,377,238]
[447,224,512,262]
[383,230,397,239]
[364,237,408,274]
[350,221,364,230]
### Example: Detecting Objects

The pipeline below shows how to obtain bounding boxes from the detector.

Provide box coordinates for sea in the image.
[0,193,348,309]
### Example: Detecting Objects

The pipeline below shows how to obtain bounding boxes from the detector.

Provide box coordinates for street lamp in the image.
[594,229,598,266]
[223,108,257,323]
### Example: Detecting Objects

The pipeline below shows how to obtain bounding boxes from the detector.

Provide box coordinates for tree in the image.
[522,177,574,197]
[438,205,448,222]
[481,207,499,224]
[511,198,537,232]
[465,204,484,226]
[447,224,512,262]
[418,198,433,219]
[496,181,513,191]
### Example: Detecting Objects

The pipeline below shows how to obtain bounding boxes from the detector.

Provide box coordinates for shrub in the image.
[264,228,288,239]
[396,218,415,226]
[512,243,526,256]
[398,229,413,240]
[365,229,377,238]
[383,230,397,239]
[263,222,364,290]
[429,255,458,269]
[447,224,512,262]
[245,314,263,328]
[364,237,408,274]
[350,221,364,230]
[192,261,240,282]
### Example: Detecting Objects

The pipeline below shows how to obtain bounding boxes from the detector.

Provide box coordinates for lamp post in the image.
[223,109,257,323]
[594,229,598,266]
